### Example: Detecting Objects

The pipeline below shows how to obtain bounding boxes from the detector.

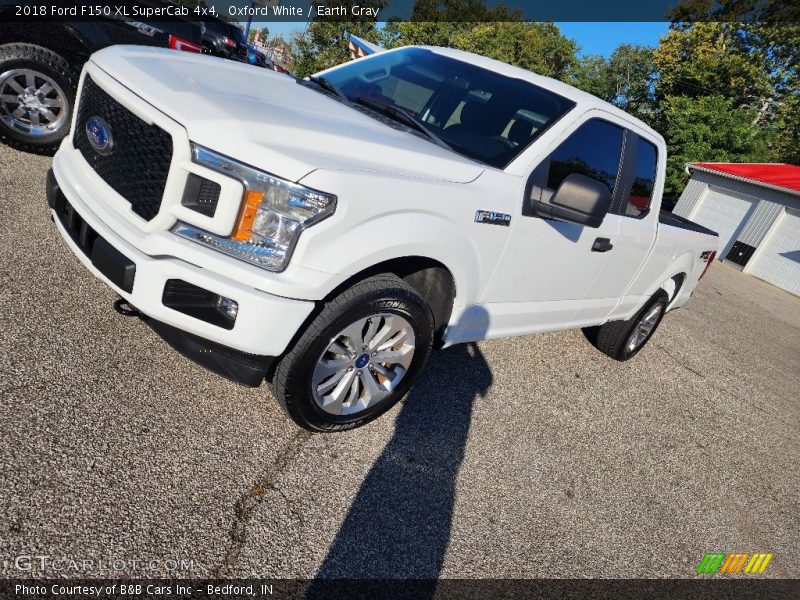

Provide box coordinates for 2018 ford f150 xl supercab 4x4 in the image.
[47,45,719,431]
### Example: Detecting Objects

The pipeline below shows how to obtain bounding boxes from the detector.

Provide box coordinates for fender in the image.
[296,209,481,306]
[636,250,697,315]
[295,168,516,306]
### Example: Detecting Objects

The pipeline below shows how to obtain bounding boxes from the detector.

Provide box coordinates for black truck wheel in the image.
[0,44,77,154]
[273,274,435,432]
[585,290,670,361]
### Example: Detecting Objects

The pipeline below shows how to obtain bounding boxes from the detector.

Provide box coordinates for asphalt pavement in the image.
[1,143,798,579]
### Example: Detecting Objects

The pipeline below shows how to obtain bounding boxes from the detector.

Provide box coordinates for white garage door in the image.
[748,209,800,297]
[690,187,757,257]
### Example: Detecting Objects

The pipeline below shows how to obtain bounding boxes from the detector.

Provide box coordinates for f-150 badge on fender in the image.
[474,210,511,226]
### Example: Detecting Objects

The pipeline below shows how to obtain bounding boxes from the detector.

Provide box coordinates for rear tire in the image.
[585,290,669,361]
[273,274,435,432]
[0,44,77,154]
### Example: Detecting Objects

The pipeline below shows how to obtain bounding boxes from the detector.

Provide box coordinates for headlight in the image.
[173,145,336,272]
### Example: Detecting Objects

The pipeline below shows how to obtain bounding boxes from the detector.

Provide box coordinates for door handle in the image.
[592,237,614,252]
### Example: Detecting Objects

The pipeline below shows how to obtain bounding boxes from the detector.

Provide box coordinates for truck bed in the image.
[659,210,718,238]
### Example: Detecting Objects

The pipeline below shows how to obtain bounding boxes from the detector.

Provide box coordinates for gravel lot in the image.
[1,143,798,579]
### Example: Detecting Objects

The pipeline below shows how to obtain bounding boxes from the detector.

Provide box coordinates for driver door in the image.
[482,115,625,334]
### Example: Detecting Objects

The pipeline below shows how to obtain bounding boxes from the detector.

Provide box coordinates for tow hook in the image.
[113,298,140,317]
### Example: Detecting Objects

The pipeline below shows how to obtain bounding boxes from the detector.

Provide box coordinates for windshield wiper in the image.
[354,96,452,152]
[306,75,348,101]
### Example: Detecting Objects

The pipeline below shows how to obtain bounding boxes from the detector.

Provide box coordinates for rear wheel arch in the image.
[662,272,686,303]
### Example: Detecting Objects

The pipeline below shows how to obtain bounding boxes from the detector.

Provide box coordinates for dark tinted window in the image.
[545,119,624,195]
[626,137,658,217]
[323,48,575,168]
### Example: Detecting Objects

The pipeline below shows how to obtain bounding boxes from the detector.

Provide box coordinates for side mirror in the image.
[531,173,612,228]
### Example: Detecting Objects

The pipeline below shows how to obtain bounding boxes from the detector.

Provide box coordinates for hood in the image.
[89,46,485,184]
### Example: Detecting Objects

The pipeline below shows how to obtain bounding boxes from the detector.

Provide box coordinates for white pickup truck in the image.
[47,45,718,431]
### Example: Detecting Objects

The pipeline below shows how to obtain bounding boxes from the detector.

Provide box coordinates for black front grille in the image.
[74,76,173,221]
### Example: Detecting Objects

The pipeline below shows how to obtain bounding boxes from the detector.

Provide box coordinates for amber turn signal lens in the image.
[231,190,264,241]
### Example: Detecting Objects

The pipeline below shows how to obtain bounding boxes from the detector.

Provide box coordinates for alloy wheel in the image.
[0,68,69,137]
[311,313,416,416]
[626,303,663,354]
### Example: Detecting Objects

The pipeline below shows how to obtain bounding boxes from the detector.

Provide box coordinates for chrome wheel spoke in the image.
[0,69,68,135]
[359,368,387,407]
[373,346,414,369]
[39,107,56,123]
[313,357,351,383]
[328,341,351,357]
[316,367,347,396]
[378,328,409,351]
[345,375,361,406]
[367,315,400,350]
[321,369,358,414]
[6,77,24,93]
[362,317,379,348]
[339,320,367,352]
[627,305,662,352]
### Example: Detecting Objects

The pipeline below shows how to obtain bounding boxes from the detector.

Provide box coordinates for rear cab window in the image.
[625,137,658,218]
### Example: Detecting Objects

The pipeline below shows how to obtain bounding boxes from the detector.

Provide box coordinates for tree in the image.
[382,20,578,81]
[248,26,269,44]
[772,93,800,165]
[653,23,771,110]
[449,22,578,80]
[606,45,658,122]
[571,54,613,102]
[653,20,799,197]
[660,95,771,201]
[292,1,383,77]
[571,45,658,124]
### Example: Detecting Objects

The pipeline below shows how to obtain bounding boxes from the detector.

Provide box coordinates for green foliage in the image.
[381,21,577,80]
[652,21,799,197]
[653,23,771,107]
[248,27,269,44]
[571,45,657,124]
[661,95,770,201]
[772,93,800,165]
[291,3,799,204]
[450,22,578,79]
[292,1,383,78]
[571,54,613,101]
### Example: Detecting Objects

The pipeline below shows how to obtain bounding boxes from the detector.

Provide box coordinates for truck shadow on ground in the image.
[311,337,493,588]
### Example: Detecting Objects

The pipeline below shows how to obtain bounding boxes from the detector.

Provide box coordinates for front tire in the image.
[586,290,669,361]
[273,274,435,432]
[0,44,77,154]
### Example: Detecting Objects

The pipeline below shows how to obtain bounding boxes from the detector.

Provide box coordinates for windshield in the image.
[321,47,575,168]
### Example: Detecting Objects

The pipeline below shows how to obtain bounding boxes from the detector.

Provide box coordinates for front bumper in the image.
[47,166,316,360]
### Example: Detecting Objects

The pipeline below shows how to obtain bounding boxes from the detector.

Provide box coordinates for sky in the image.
[246,21,671,58]
[556,22,669,56]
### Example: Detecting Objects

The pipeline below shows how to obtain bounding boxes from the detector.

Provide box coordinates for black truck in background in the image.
[0,1,203,153]
[199,19,248,62]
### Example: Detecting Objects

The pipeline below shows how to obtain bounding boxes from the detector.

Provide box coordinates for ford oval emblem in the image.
[85,116,113,155]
